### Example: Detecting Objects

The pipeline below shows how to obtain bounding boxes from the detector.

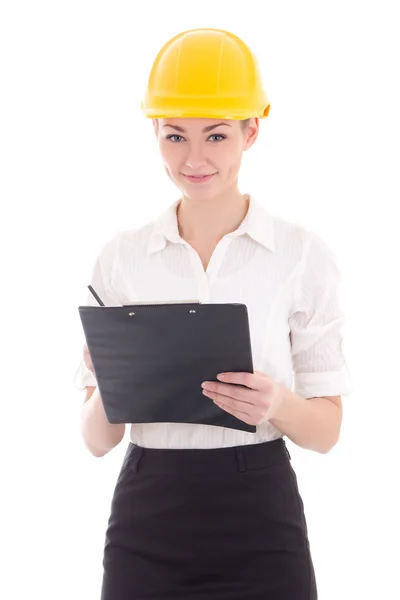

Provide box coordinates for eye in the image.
[208,134,226,142]
[165,134,185,143]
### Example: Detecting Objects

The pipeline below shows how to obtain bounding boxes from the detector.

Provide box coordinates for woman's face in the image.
[154,117,259,201]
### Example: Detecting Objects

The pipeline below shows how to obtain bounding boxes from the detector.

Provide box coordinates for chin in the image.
[178,181,222,201]
[184,189,220,203]
[172,173,219,200]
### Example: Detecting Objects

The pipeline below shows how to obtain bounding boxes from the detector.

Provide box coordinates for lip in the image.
[182,173,216,183]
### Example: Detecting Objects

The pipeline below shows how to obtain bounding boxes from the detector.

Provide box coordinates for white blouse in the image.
[74,195,352,449]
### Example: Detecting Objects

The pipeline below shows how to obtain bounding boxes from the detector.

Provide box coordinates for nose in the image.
[184,143,208,171]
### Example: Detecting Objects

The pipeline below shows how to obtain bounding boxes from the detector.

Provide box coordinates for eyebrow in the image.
[162,122,232,133]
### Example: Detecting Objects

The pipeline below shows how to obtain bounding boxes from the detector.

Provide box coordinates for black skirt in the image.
[100,437,318,600]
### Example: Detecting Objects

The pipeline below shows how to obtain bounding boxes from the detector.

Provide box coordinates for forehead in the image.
[158,118,238,132]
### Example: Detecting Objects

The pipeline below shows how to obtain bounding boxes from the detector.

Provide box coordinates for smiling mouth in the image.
[182,173,217,181]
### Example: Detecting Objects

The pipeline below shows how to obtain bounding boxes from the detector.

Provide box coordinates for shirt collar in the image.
[147,195,275,255]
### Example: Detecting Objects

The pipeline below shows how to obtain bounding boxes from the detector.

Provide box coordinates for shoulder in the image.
[96,218,158,264]
[268,214,340,302]
[269,213,313,264]
[272,213,335,261]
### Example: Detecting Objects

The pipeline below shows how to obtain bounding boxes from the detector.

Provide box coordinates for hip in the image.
[102,438,317,598]
[109,437,310,544]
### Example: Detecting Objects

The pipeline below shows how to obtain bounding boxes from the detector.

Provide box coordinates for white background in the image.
[1,1,399,598]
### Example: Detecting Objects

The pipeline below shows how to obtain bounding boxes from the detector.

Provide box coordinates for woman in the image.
[75,28,352,599]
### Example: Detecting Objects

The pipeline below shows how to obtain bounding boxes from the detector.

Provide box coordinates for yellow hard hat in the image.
[141,28,270,120]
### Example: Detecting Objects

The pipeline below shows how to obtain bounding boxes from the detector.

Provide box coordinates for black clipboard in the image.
[78,300,256,433]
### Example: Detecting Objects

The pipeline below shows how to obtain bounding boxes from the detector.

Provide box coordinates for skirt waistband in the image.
[123,437,291,474]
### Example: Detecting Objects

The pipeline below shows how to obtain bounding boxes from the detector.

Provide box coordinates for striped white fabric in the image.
[74,195,352,449]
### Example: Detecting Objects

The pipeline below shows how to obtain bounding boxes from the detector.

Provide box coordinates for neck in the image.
[177,185,250,245]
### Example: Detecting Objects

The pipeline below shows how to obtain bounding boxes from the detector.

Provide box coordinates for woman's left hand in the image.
[201,371,285,426]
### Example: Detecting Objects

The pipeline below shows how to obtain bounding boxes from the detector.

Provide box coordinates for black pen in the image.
[88,285,105,306]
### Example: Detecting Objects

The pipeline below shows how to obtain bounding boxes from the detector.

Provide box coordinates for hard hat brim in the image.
[141,103,270,120]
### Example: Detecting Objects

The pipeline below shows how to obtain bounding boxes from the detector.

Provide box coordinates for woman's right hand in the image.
[83,343,95,375]
[81,343,125,455]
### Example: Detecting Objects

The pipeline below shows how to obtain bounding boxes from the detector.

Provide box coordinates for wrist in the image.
[268,384,306,424]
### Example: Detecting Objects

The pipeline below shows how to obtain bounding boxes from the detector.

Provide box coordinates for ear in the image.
[153,118,159,137]
[244,118,259,150]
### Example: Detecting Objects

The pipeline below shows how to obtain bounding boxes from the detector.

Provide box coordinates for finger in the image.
[213,399,253,424]
[203,390,256,414]
[217,371,263,390]
[203,384,257,405]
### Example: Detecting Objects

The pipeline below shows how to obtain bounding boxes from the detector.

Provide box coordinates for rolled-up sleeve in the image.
[289,233,353,399]
[74,238,120,391]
